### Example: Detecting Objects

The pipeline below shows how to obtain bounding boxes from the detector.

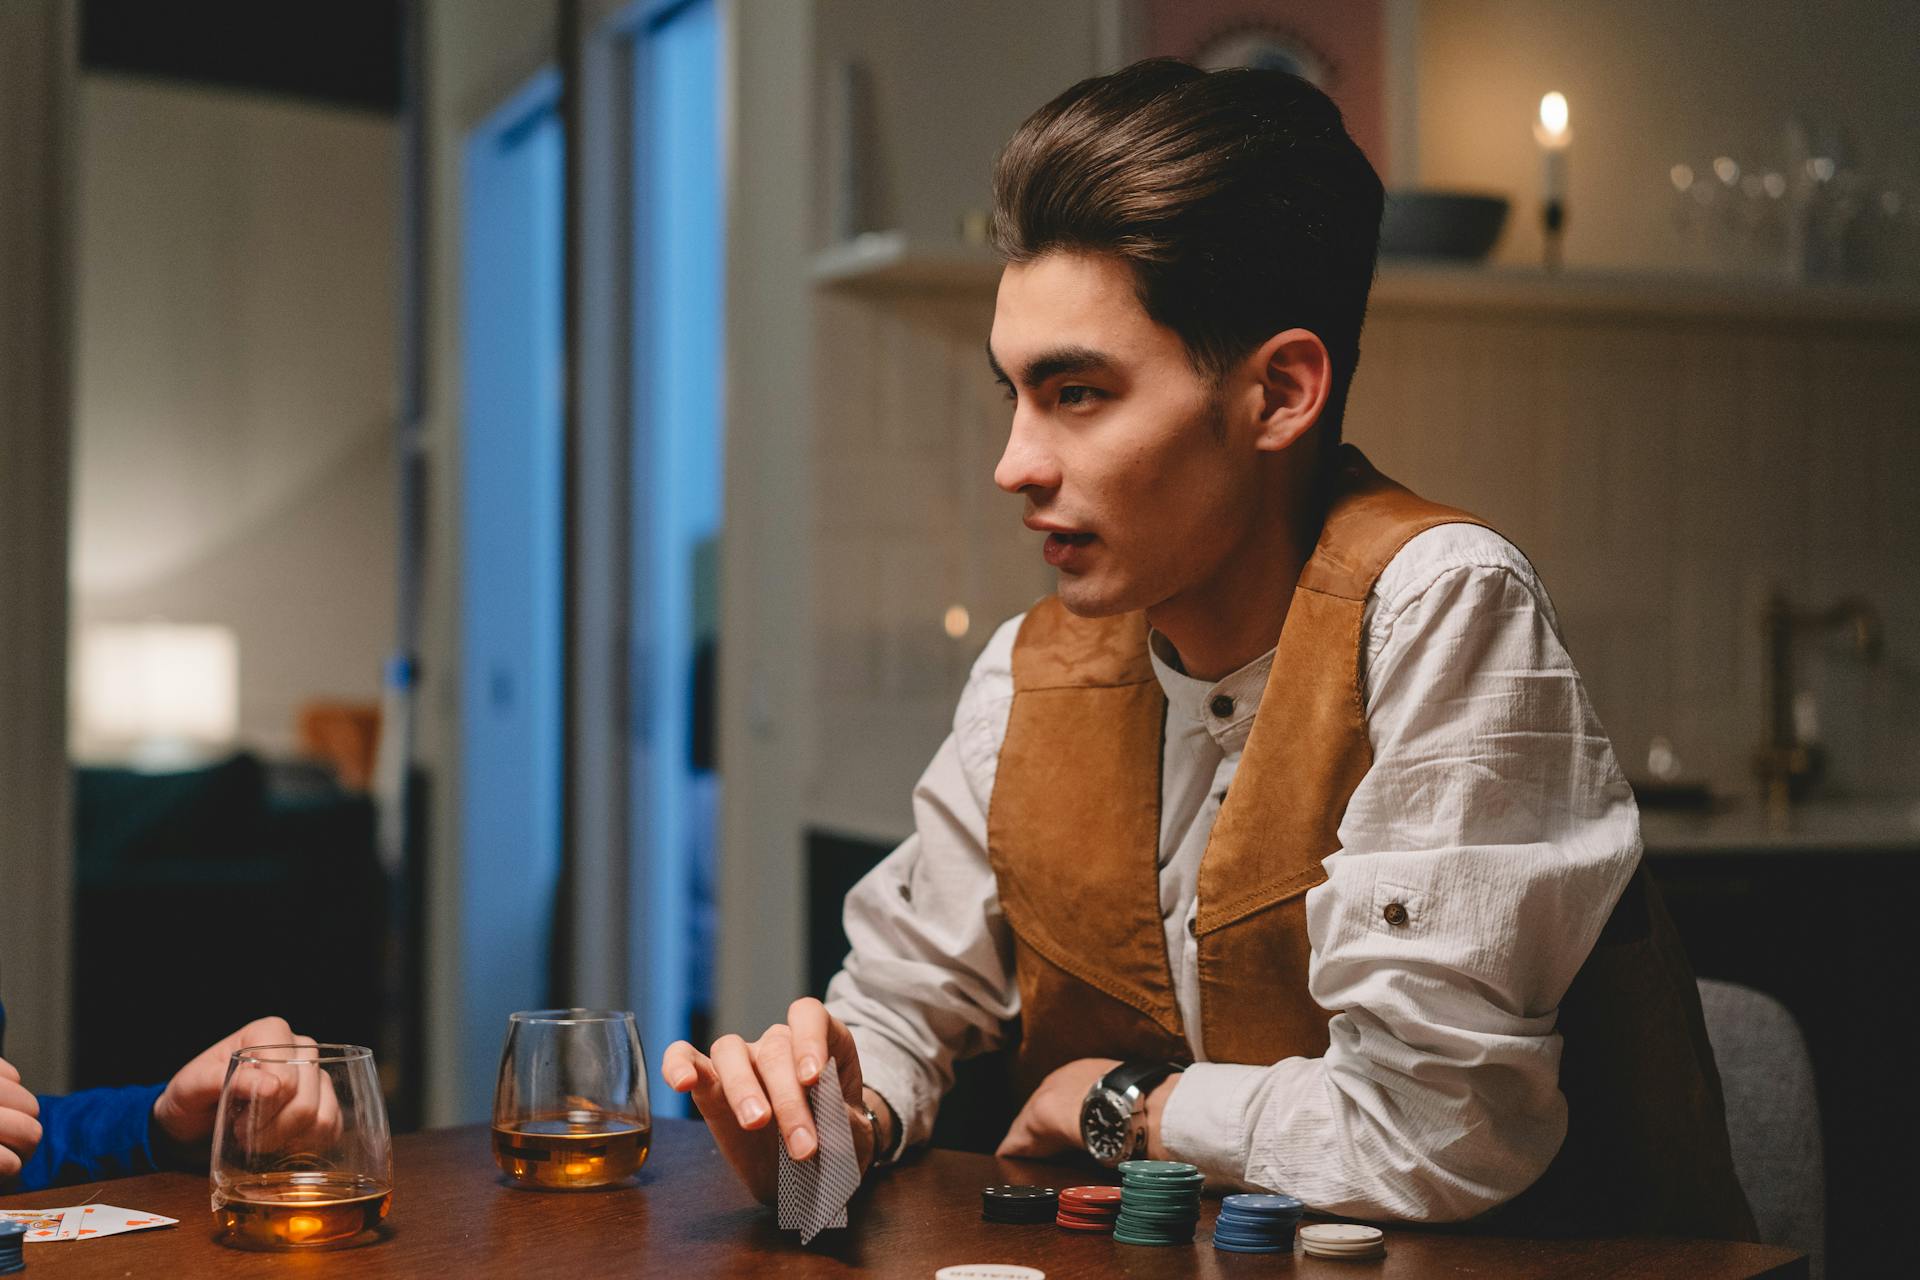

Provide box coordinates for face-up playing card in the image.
[0,1205,176,1243]
[65,1205,179,1240]
[775,1057,861,1244]
[0,1208,74,1243]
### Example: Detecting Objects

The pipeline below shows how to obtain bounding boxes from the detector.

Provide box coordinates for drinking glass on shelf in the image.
[491,1009,651,1189]
[209,1043,392,1250]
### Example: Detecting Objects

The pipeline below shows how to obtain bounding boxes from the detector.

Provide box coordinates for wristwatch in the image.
[1080,1061,1182,1166]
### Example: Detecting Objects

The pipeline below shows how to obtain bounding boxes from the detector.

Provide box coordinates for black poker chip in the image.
[982,1184,1059,1223]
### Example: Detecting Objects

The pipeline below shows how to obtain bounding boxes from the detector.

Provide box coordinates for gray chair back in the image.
[1696,978,1824,1279]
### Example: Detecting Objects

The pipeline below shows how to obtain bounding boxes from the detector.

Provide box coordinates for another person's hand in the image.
[150,1017,340,1160]
[0,1057,42,1187]
[661,998,878,1204]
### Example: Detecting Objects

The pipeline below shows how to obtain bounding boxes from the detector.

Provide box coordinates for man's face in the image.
[988,251,1260,620]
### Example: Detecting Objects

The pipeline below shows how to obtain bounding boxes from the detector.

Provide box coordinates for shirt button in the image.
[1209,694,1234,718]
[1382,902,1409,927]
[1187,916,1199,938]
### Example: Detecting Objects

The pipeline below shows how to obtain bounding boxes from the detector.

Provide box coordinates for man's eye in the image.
[1058,386,1101,407]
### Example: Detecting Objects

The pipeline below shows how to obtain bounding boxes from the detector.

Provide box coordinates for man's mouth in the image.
[1042,531,1095,567]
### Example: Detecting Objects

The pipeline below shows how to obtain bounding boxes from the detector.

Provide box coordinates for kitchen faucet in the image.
[1753,589,1883,823]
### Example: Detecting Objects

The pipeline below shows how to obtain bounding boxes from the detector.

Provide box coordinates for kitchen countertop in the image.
[1640,796,1920,855]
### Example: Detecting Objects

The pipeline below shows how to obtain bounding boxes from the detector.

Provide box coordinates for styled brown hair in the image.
[992,59,1384,439]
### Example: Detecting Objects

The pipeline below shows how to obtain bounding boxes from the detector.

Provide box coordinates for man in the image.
[0,999,317,1192]
[664,59,1752,1237]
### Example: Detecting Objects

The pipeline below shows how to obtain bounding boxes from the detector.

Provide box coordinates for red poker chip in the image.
[1056,1218,1118,1233]
[1056,1211,1119,1227]
[1059,1186,1123,1206]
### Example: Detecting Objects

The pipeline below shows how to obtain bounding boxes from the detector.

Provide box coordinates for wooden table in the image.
[0,1118,1806,1277]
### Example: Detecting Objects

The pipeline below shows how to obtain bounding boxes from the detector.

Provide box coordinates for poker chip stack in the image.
[0,1220,25,1275]
[1113,1159,1204,1246]
[980,1184,1058,1225]
[1300,1222,1388,1260]
[1210,1193,1304,1254]
[1054,1185,1122,1233]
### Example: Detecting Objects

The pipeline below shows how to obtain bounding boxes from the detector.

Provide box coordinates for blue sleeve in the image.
[15,1083,167,1193]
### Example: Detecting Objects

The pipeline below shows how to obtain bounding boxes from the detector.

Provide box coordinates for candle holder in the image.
[1535,92,1571,275]
[1542,198,1566,273]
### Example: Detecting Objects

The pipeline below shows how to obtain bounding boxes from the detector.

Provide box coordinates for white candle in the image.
[1535,91,1571,204]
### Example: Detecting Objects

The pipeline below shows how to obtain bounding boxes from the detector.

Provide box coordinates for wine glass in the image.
[209,1043,392,1249]
[491,1009,651,1189]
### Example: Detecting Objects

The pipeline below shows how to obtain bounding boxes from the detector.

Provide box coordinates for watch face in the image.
[1082,1092,1131,1164]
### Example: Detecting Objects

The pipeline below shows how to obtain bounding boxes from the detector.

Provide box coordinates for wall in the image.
[1415,0,1920,277]
[71,75,399,756]
[0,0,77,1092]
[811,0,1119,249]
[1348,279,1920,801]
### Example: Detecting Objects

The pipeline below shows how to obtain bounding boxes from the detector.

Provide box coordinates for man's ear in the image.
[1247,328,1331,453]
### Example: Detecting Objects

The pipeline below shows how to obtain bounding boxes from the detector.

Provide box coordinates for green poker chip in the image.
[1118,1160,1199,1178]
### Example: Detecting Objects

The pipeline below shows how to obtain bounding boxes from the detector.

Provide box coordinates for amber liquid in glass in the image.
[213,1171,391,1249]
[491,1112,651,1188]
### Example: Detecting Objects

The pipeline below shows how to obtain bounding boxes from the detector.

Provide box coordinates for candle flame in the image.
[1538,92,1569,140]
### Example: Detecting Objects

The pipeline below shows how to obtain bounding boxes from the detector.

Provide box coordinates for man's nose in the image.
[993,410,1059,496]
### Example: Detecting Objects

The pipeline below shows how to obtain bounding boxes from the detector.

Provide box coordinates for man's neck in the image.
[1147,487,1322,683]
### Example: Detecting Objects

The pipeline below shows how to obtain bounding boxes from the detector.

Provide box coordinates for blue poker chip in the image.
[1222,1192,1304,1216]
[1217,1212,1297,1233]
[1213,1237,1292,1253]
[1216,1221,1291,1237]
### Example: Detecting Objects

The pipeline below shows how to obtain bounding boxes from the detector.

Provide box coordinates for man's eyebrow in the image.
[984,342,1117,388]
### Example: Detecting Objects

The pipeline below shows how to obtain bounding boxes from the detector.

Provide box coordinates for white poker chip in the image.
[935,1268,1046,1280]
[1299,1223,1386,1258]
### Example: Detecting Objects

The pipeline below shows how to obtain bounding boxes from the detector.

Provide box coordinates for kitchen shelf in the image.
[811,230,1920,325]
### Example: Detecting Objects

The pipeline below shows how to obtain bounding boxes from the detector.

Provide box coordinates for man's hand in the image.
[996,1057,1183,1162]
[661,998,876,1205]
[0,1057,43,1186]
[151,1016,339,1159]
[997,1057,1116,1159]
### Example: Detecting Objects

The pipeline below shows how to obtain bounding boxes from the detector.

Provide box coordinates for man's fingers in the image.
[708,1036,769,1130]
[0,1144,19,1179]
[787,999,829,1086]
[0,1057,19,1084]
[0,1077,39,1118]
[751,1030,816,1161]
[661,1041,709,1093]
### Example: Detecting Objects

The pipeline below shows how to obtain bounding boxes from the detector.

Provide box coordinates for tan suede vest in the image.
[985,446,1754,1238]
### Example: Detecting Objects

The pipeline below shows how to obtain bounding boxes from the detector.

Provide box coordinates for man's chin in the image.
[1054,573,1138,619]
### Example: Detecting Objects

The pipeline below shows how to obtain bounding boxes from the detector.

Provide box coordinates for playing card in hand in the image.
[775,1056,861,1244]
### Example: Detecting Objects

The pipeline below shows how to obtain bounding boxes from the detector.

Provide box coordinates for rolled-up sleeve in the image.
[824,617,1024,1152]
[1161,548,1641,1222]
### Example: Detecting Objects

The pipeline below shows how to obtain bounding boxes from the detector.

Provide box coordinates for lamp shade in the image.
[74,622,239,762]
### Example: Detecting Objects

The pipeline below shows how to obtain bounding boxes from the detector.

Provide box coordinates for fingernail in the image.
[671,1069,693,1090]
[739,1099,766,1125]
[798,1056,819,1082]
[790,1127,816,1159]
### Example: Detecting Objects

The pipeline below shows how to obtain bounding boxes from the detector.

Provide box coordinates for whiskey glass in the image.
[209,1043,392,1249]
[491,1009,651,1189]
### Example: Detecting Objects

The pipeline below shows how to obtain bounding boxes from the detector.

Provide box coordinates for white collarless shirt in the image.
[824,523,1642,1222]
